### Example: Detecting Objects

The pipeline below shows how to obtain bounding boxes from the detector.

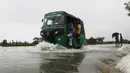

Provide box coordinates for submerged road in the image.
[0,44,126,73]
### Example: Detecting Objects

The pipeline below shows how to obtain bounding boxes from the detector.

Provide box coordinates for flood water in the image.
[0,43,129,73]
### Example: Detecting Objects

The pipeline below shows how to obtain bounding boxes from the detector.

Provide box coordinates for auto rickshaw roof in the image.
[45,11,79,19]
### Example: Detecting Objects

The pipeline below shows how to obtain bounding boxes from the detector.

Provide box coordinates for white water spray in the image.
[34,41,115,54]
[116,45,130,73]
[34,41,87,53]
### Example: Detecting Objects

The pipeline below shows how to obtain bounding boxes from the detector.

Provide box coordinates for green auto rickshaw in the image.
[40,11,86,49]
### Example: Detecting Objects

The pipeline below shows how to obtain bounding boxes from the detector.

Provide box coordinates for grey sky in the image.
[0,0,130,42]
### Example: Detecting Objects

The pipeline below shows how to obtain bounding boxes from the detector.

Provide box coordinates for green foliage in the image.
[1,39,8,46]
[122,39,130,44]
[33,37,40,45]
[128,13,130,16]
[124,1,130,16]
[96,37,105,44]
[87,37,105,45]
[86,36,130,45]
[33,37,39,42]
[7,41,32,46]
[87,37,97,45]
[0,37,41,47]
[0,36,129,46]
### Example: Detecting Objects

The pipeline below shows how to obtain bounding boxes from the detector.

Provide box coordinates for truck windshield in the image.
[43,14,64,26]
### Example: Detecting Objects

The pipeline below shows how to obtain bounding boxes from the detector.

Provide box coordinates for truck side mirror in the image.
[41,19,44,22]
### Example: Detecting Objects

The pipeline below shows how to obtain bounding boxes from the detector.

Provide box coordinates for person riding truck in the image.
[67,22,75,46]
[76,21,81,44]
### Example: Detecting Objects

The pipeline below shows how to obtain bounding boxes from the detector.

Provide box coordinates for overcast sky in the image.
[0,0,130,42]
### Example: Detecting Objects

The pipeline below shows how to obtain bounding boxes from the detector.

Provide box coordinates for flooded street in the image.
[0,44,129,73]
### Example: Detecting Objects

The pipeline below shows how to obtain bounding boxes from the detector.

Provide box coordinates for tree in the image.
[124,1,130,16]
[1,39,8,46]
[32,37,39,45]
[87,37,97,45]
[33,37,39,42]
[96,37,105,44]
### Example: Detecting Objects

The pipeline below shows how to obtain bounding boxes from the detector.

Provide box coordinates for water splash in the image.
[83,44,116,51]
[116,45,130,73]
[117,45,130,54]
[34,41,116,54]
[36,41,66,51]
[116,54,130,73]
[34,41,86,53]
